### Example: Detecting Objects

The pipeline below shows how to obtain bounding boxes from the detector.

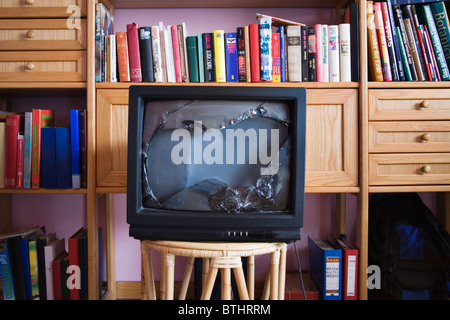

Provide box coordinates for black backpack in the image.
[368,193,450,300]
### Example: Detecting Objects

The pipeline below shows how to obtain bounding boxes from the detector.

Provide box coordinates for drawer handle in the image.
[422,165,431,174]
[420,100,430,109]
[26,0,34,5]
[421,133,431,141]
[26,30,35,39]
[25,62,35,70]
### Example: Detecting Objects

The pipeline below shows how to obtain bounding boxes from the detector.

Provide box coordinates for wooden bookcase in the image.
[1,0,449,301]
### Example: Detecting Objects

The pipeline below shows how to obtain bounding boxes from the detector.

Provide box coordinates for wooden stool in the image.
[140,241,287,300]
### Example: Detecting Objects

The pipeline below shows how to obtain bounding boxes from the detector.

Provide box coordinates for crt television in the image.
[127,85,306,242]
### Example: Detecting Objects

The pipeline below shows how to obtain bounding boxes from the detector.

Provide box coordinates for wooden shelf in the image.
[0,188,87,194]
[369,81,450,89]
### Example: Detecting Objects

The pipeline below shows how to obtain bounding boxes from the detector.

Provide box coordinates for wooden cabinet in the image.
[0,0,87,18]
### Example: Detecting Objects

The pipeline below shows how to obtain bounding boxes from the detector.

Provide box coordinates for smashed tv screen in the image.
[141,99,292,213]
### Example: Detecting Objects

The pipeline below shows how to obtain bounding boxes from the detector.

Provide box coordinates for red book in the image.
[68,228,86,300]
[335,236,359,300]
[52,252,65,300]
[272,32,281,82]
[249,23,260,82]
[31,109,54,188]
[4,114,22,188]
[171,25,183,83]
[16,132,24,188]
[116,32,130,82]
[127,23,142,82]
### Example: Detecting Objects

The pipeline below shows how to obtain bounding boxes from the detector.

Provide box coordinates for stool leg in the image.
[247,256,255,300]
[141,243,156,300]
[261,270,270,300]
[221,268,232,300]
[163,252,175,300]
[278,245,287,300]
[270,250,280,300]
[178,257,195,300]
[202,258,210,292]
[233,266,250,300]
[201,266,218,300]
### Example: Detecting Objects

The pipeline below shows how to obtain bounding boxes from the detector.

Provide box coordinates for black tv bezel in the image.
[127,85,306,242]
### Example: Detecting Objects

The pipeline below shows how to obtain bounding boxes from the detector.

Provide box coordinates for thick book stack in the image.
[0,109,86,190]
[367,0,450,82]
[96,9,359,83]
[0,226,92,300]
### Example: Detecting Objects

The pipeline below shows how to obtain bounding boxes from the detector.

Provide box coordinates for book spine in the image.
[381,2,400,81]
[278,26,286,82]
[237,27,247,82]
[202,33,215,82]
[41,127,56,189]
[308,28,317,82]
[396,26,413,81]
[16,132,24,189]
[225,32,238,82]
[5,114,20,188]
[0,122,5,188]
[431,1,450,68]
[374,2,393,81]
[150,26,163,82]
[244,26,252,82]
[126,23,142,82]
[0,242,15,300]
[367,1,384,81]
[287,25,302,82]
[51,257,62,300]
[186,36,200,82]
[23,112,32,189]
[328,25,340,82]
[31,109,54,188]
[301,26,309,82]
[349,3,360,82]
[322,25,329,81]
[339,23,351,82]
[249,24,260,82]
[70,109,80,189]
[161,24,174,83]
[28,240,39,299]
[109,35,117,82]
[79,110,87,188]
[394,5,418,80]
[272,32,281,82]
[259,16,272,82]
[178,23,190,83]
[171,25,182,82]
[315,24,324,82]
[197,33,205,82]
[116,32,130,82]
[386,0,405,81]
[422,24,439,81]
[403,6,426,81]
[213,30,226,82]
[56,127,72,189]
[105,35,110,81]
[139,26,154,82]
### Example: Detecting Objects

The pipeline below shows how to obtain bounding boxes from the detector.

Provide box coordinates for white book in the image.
[339,23,351,82]
[151,25,164,82]
[44,238,65,300]
[328,25,340,82]
[163,24,176,83]
[322,24,329,82]
[0,122,5,188]
[109,34,117,82]
[178,22,190,82]
[286,25,302,82]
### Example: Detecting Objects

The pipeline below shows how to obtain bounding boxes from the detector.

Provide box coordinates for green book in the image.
[396,26,413,81]
[431,1,450,68]
[186,36,200,82]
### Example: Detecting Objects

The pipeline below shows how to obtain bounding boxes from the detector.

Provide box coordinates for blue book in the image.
[23,112,32,189]
[225,32,239,82]
[308,236,342,300]
[259,16,273,81]
[0,241,15,300]
[55,127,72,188]
[70,109,81,188]
[197,33,205,83]
[19,239,32,300]
[279,26,286,82]
[41,127,57,189]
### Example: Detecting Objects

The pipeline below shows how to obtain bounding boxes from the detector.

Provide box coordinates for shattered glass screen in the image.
[141,99,292,214]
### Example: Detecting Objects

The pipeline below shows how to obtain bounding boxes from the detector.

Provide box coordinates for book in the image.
[339,23,352,82]
[334,235,359,300]
[328,25,340,82]
[5,114,22,188]
[256,13,305,27]
[301,26,309,82]
[225,32,238,82]
[22,112,32,188]
[55,127,72,189]
[213,30,226,82]
[315,24,324,82]
[403,6,426,81]
[367,1,384,81]
[391,0,444,4]
[68,228,87,300]
[139,26,154,82]
[411,5,433,81]
[172,25,183,82]
[272,32,281,82]
[70,109,80,189]
[28,238,39,299]
[41,127,56,189]
[79,110,87,188]
[279,26,287,82]
[244,26,252,82]
[44,238,65,300]
[308,236,342,300]
[381,2,400,81]
[308,27,317,82]
[249,24,260,82]
[396,25,414,81]
[237,27,247,82]
[197,33,205,82]
[431,1,450,68]
[202,33,215,82]
[0,241,15,300]
[259,16,273,82]
[186,36,200,82]
[421,24,439,81]
[51,251,67,300]
[394,5,418,80]
[286,25,302,82]
[36,233,55,301]
[31,109,54,188]
[178,23,190,83]
[161,23,175,83]
[385,0,406,81]
[16,132,24,189]
[149,26,162,82]
[0,121,4,188]
[374,2,393,81]
[322,24,329,81]
[127,23,142,82]
[106,35,117,82]
[348,3,361,82]
[116,32,130,82]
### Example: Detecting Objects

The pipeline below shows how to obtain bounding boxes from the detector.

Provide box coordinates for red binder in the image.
[335,235,359,300]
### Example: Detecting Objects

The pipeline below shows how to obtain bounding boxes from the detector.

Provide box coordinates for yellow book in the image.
[213,30,226,82]
[28,239,40,300]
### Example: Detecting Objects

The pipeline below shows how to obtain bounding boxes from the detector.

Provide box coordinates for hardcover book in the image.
[315,24,324,82]
[202,33,215,82]
[272,32,281,82]
[16,132,24,189]
[367,2,384,81]
[5,114,22,188]
[186,36,200,82]
[249,24,260,82]
[213,30,226,82]
[431,1,450,68]
[339,23,352,82]
[286,25,302,82]
[150,26,163,82]
[374,2,393,81]
[41,127,56,189]
[139,26,154,82]
[70,109,80,189]
[308,28,317,82]
[394,5,418,80]
[23,112,32,188]
[197,33,205,82]
[31,109,54,189]
[225,32,238,82]
[172,25,183,83]
[237,27,247,82]
[55,127,72,189]
[116,32,130,82]
[328,25,340,82]
[259,16,273,81]
[127,23,142,82]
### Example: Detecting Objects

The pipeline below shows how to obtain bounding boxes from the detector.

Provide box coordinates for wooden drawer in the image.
[0,19,86,51]
[0,51,86,82]
[0,0,86,18]
[369,121,450,153]
[369,153,450,185]
[369,89,450,120]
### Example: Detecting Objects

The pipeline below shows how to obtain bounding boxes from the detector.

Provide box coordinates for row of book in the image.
[368,0,450,81]
[0,109,86,189]
[0,226,88,300]
[95,4,358,84]
[308,234,359,300]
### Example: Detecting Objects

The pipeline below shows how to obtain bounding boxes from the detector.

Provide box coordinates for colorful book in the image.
[139,26,154,82]
[315,24,324,82]
[171,25,183,83]
[213,30,226,82]
[339,23,351,82]
[70,109,80,189]
[28,239,39,299]
[279,26,287,82]
[225,32,238,82]
[328,25,340,82]
[367,2,384,81]
[431,1,450,70]
[286,25,302,82]
[5,114,21,188]
[202,33,215,82]
[272,32,281,82]
[116,32,130,82]
[335,236,358,300]
[384,0,404,81]
[126,23,142,82]
[403,6,426,81]
[31,109,54,188]
[237,27,247,82]
[394,5,418,80]
[308,27,317,82]
[259,16,272,82]
[197,33,205,82]
[16,132,24,189]
[186,36,200,82]
[150,25,163,82]
[381,2,399,81]
[22,112,32,188]
[249,24,260,82]
[41,127,56,189]
[322,24,329,81]
[0,241,15,300]
[55,127,72,189]
[374,2,393,81]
